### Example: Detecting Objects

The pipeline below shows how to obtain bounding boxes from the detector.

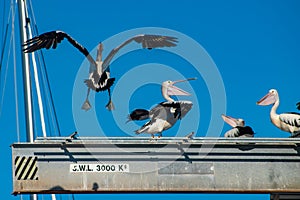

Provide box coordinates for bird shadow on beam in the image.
[294,144,300,155]
[176,142,192,163]
[60,142,77,163]
[236,142,256,151]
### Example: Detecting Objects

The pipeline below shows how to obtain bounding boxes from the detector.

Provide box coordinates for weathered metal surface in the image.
[11,137,300,194]
[270,193,300,200]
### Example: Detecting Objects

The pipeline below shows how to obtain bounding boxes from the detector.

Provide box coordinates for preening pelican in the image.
[23,30,178,111]
[257,89,300,137]
[221,114,254,137]
[127,78,195,138]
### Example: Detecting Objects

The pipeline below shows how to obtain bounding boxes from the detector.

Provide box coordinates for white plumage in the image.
[128,78,195,138]
[257,89,300,137]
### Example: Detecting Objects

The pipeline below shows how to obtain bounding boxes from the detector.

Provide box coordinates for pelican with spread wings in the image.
[23,30,178,111]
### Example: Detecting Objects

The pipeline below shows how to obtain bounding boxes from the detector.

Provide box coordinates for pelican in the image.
[221,114,254,137]
[127,78,195,138]
[257,89,300,137]
[23,30,178,111]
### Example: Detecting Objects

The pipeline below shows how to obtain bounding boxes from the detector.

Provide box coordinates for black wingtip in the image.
[128,109,149,121]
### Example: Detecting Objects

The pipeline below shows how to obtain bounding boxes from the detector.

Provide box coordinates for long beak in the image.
[221,114,239,127]
[256,92,275,106]
[167,77,196,96]
[172,77,197,84]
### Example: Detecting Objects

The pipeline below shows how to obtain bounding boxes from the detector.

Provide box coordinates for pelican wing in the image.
[225,126,254,137]
[127,109,150,122]
[23,30,96,66]
[279,113,300,127]
[155,101,193,119]
[159,102,182,119]
[149,104,167,119]
[224,128,240,137]
[237,126,255,137]
[102,34,178,71]
[176,101,193,119]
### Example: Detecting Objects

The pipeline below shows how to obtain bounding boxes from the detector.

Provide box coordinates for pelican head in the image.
[257,89,279,106]
[161,78,196,102]
[221,114,245,127]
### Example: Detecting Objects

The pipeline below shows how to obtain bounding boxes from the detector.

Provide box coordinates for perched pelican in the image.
[127,78,195,138]
[221,114,254,137]
[257,89,300,137]
[23,30,178,111]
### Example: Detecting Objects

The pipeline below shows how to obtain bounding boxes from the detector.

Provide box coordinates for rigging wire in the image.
[25,10,47,138]
[11,0,20,142]
[32,26,62,137]
[1,0,6,47]
[0,32,12,118]
[34,52,53,135]
[39,49,62,136]
[0,24,9,72]
[0,1,13,73]
[28,0,62,136]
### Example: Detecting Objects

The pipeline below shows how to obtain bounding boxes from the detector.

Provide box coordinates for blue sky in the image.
[1,0,300,199]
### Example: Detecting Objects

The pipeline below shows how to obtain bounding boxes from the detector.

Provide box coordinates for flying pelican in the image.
[23,30,178,111]
[257,89,300,137]
[127,78,195,138]
[221,114,254,137]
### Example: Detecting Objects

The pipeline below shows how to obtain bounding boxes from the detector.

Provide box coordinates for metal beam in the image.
[11,137,300,194]
[270,193,300,200]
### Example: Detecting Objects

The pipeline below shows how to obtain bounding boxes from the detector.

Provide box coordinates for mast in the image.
[17,0,34,142]
[17,1,36,199]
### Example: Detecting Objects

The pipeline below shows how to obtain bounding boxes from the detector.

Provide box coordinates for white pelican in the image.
[257,89,300,137]
[127,78,195,138]
[221,114,254,137]
[23,30,178,111]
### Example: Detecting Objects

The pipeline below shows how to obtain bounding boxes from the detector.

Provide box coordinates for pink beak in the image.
[257,92,275,106]
[221,114,241,127]
[167,77,196,96]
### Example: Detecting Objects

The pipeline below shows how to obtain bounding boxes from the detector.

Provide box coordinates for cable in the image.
[1,0,13,74]
[0,24,9,72]
[29,0,62,136]
[27,20,48,138]
[33,24,62,136]
[0,23,13,119]
[35,52,53,136]
[1,0,6,47]
[12,1,20,142]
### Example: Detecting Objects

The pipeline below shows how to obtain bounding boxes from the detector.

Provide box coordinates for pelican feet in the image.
[148,133,163,142]
[81,99,92,111]
[105,100,115,111]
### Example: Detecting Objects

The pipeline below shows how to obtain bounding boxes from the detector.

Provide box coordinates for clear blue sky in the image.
[1,0,300,199]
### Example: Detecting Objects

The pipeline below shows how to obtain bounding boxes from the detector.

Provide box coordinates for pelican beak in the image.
[172,77,197,84]
[257,92,275,106]
[167,77,196,96]
[221,114,239,127]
